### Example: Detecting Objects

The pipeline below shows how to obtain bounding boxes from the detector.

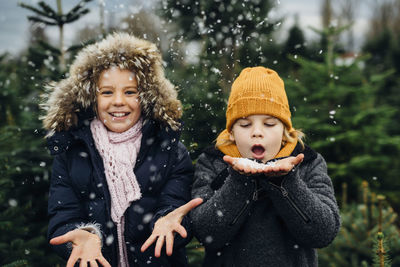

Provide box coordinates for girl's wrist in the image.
[76,223,103,246]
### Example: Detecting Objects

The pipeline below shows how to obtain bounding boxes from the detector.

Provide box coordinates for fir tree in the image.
[0,53,62,267]
[0,1,94,265]
[158,0,281,157]
[372,195,392,267]
[19,0,94,70]
[318,182,400,266]
[285,27,400,202]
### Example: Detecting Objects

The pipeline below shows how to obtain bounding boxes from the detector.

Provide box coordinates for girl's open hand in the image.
[50,229,110,267]
[223,153,304,177]
[141,198,203,257]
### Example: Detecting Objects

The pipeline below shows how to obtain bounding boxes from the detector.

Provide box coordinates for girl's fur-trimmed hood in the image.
[41,33,182,135]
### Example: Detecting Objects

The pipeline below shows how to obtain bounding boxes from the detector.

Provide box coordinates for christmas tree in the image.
[318,182,400,266]
[0,1,93,265]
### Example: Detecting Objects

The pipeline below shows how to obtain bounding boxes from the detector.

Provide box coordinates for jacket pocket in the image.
[229,180,257,226]
[270,183,311,223]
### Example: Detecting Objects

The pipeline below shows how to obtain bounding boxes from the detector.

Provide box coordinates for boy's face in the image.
[96,67,142,133]
[230,114,284,163]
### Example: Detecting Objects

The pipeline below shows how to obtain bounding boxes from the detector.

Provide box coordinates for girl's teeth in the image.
[112,113,126,117]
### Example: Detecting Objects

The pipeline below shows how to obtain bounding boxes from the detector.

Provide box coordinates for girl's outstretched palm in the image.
[141,198,203,257]
[50,229,111,267]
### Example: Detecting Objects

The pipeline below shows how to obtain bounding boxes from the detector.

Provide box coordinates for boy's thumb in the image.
[293,153,304,165]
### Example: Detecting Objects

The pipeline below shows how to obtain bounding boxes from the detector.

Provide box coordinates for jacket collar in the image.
[289,143,317,163]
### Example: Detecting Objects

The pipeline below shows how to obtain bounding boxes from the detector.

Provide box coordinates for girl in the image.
[42,33,201,267]
[191,67,341,266]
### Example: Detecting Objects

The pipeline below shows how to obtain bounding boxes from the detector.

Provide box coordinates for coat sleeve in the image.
[47,152,88,259]
[260,153,341,248]
[190,152,257,251]
[150,142,195,249]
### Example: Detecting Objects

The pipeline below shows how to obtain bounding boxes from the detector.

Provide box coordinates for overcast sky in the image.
[0,0,370,55]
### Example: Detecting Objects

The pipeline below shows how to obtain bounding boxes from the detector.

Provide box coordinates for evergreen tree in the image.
[362,2,400,183]
[19,0,94,70]
[158,0,281,157]
[372,195,392,267]
[283,16,307,58]
[318,182,400,266]
[361,12,400,213]
[0,53,62,267]
[285,28,400,202]
[0,1,94,265]
[281,16,309,71]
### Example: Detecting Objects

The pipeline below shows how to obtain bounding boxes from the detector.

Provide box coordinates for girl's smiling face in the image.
[96,67,141,133]
[229,114,284,163]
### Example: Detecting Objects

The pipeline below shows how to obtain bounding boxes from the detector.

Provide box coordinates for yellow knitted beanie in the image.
[216,66,298,158]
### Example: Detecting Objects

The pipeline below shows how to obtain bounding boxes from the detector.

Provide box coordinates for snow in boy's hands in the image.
[141,198,203,257]
[223,154,304,177]
[50,229,111,267]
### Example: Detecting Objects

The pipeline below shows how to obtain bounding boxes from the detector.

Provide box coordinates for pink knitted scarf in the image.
[91,118,143,267]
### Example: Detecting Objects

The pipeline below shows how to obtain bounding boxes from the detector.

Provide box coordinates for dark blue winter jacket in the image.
[47,117,194,266]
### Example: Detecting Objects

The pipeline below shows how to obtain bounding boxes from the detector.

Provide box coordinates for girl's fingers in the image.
[141,234,157,252]
[50,232,71,245]
[175,198,203,216]
[175,224,187,238]
[154,235,165,258]
[98,257,112,267]
[165,232,174,256]
[49,236,63,245]
[89,260,98,267]
[66,253,79,267]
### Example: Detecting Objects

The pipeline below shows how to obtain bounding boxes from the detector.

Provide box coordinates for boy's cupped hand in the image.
[223,153,304,177]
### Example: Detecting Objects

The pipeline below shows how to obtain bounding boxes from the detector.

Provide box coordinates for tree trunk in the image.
[57,0,65,71]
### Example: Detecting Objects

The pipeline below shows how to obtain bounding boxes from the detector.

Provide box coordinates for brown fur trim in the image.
[41,32,182,134]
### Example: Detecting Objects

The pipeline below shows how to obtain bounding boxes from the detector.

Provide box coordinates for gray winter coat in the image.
[191,145,340,267]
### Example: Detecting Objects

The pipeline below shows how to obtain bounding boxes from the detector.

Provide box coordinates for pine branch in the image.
[18,2,49,17]
[64,11,89,24]
[38,41,61,55]
[0,53,7,62]
[1,260,28,267]
[26,16,58,26]
[66,44,84,53]
[68,1,88,15]
[37,1,57,19]
[65,0,93,21]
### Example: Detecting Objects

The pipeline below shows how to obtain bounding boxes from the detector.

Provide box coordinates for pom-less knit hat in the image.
[216,66,298,158]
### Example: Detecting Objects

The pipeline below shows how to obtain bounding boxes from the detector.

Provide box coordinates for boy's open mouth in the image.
[251,145,265,159]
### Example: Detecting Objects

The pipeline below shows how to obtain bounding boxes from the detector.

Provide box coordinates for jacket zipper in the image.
[270,183,310,223]
[230,180,257,226]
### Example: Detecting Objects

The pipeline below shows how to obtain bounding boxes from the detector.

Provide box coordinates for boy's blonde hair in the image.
[283,127,305,150]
